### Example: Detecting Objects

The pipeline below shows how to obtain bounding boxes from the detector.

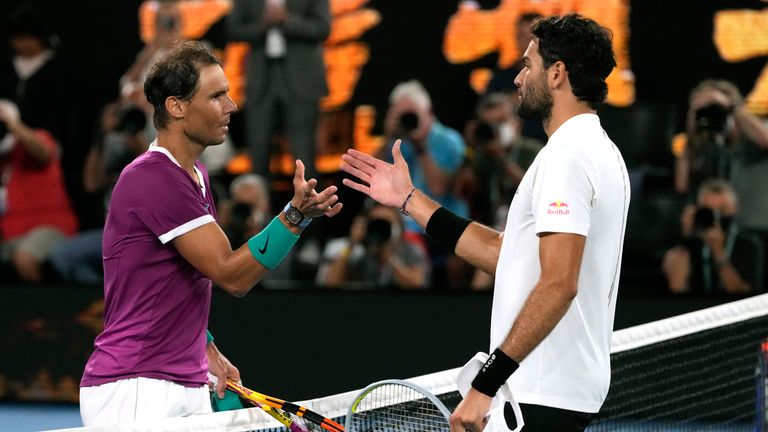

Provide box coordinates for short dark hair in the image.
[9,5,52,43]
[143,41,220,129]
[532,14,616,109]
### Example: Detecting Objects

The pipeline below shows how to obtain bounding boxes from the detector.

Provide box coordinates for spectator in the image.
[220,173,272,248]
[674,80,768,196]
[662,179,763,294]
[316,202,429,289]
[48,105,150,286]
[227,0,330,181]
[674,80,768,290]
[0,99,77,282]
[464,92,544,225]
[0,5,67,140]
[380,80,468,287]
[381,80,468,239]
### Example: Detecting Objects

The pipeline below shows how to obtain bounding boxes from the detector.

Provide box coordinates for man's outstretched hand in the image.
[340,140,414,208]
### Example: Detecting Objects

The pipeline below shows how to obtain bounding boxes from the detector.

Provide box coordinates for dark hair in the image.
[532,14,616,109]
[9,5,53,45]
[143,41,221,129]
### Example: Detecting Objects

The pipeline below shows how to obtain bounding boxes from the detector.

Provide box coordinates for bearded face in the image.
[517,68,553,122]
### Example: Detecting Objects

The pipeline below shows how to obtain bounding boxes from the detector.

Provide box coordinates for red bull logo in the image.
[547,200,570,215]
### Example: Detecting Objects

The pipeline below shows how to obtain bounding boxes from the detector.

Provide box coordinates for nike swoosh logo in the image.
[258,234,269,254]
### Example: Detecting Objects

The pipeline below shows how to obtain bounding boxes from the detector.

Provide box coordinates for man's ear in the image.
[165,96,186,120]
[549,61,566,88]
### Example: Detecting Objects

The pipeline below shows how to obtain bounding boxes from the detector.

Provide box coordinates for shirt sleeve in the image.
[532,147,596,236]
[128,163,215,244]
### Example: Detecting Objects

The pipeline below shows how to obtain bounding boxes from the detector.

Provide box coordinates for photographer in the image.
[662,179,763,294]
[675,80,768,195]
[464,93,544,225]
[48,104,149,285]
[316,202,429,289]
[380,80,468,241]
[220,173,271,248]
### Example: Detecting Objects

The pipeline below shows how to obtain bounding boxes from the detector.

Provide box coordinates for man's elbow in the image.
[543,279,578,301]
[213,268,254,297]
[558,281,578,300]
[218,280,252,297]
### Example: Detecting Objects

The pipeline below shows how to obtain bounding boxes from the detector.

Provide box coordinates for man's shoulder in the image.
[114,152,186,197]
[121,151,177,178]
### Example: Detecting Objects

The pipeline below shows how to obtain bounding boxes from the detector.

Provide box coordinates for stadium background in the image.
[0,0,767,426]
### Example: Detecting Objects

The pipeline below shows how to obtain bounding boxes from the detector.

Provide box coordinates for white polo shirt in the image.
[491,113,630,413]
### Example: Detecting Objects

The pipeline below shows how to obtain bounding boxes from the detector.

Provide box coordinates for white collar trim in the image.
[148,141,206,197]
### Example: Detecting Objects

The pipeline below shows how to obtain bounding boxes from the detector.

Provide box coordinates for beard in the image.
[517,78,553,121]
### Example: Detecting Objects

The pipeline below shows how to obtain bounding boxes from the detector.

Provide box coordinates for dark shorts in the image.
[515,403,593,432]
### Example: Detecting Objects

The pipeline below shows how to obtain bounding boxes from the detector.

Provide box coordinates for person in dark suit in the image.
[227,0,330,182]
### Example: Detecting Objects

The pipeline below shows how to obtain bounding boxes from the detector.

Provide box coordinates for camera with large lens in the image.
[398,112,420,133]
[693,207,719,232]
[116,106,147,135]
[695,104,730,134]
[472,121,496,147]
[365,218,392,246]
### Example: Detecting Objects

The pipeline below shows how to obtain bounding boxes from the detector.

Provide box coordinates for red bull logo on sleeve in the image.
[547,200,570,215]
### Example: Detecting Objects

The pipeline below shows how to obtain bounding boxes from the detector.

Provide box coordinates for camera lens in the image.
[398,112,419,133]
[365,219,392,245]
[473,122,496,145]
[695,104,730,133]
[693,207,718,231]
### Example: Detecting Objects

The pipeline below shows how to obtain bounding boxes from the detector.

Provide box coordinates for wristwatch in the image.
[283,202,312,228]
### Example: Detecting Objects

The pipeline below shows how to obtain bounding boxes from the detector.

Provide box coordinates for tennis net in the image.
[49,294,768,431]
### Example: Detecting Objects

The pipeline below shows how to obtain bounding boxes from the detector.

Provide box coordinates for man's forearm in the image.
[403,190,502,275]
[10,122,52,163]
[734,106,768,150]
[499,278,576,362]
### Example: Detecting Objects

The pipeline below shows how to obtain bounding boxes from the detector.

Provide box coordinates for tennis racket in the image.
[345,379,451,432]
[227,379,345,432]
[239,396,305,432]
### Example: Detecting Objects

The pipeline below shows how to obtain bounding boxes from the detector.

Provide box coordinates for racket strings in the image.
[348,383,450,432]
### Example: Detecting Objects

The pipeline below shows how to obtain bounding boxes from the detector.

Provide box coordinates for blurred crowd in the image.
[1,3,766,295]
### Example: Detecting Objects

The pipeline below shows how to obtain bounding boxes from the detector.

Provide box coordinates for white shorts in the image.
[80,377,212,427]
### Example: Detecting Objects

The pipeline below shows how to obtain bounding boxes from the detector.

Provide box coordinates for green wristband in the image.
[247,216,300,269]
[206,330,214,344]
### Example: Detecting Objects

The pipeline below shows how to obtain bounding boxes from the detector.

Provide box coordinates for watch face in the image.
[286,207,303,224]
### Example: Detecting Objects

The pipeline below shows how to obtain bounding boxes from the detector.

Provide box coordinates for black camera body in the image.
[398,112,420,133]
[116,106,147,135]
[473,121,496,146]
[695,104,730,134]
[693,207,720,232]
[365,218,393,246]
